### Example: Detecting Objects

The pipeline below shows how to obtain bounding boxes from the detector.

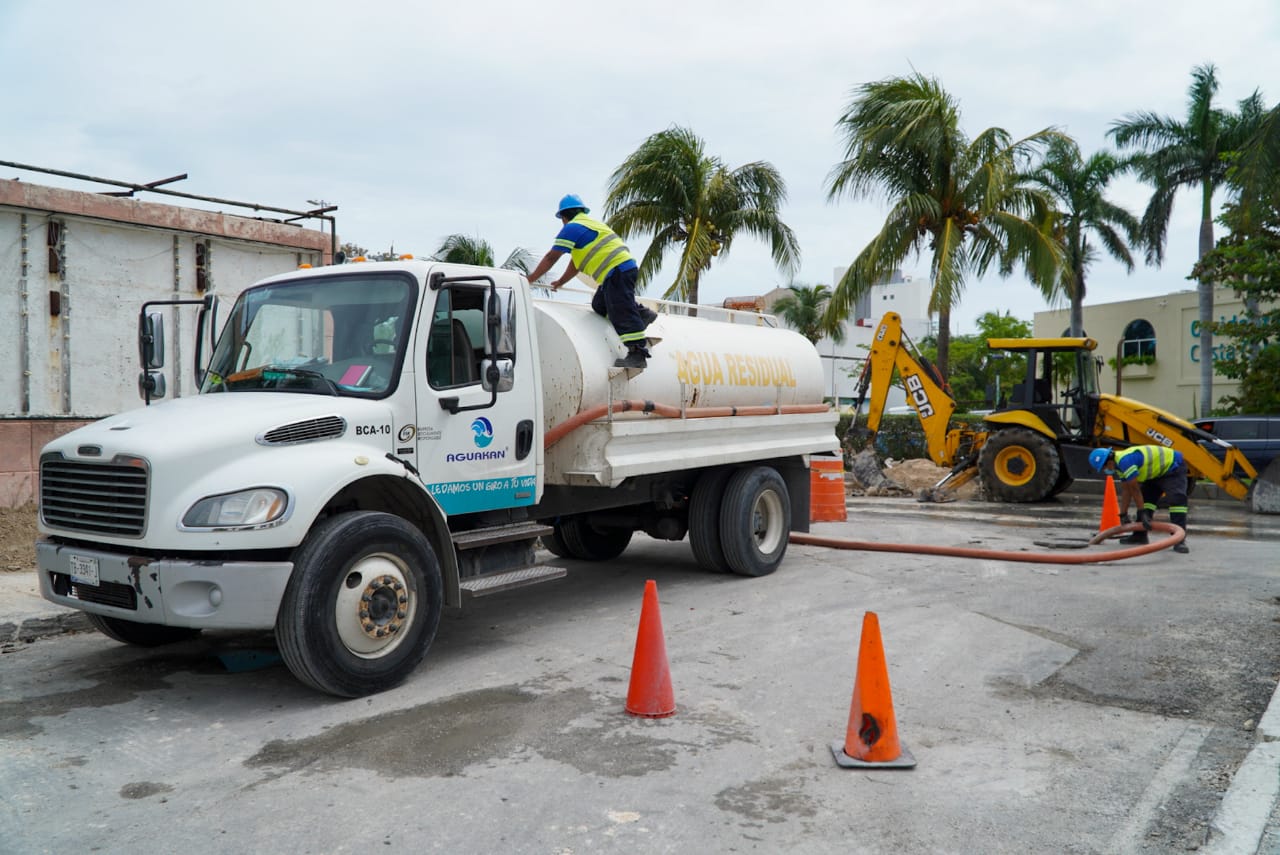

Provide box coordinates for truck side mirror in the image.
[481,358,515,393]
[487,288,517,357]
[142,312,165,369]
[138,371,167,400]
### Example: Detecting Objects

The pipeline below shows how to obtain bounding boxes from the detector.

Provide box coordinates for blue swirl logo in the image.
[471,417,494,448]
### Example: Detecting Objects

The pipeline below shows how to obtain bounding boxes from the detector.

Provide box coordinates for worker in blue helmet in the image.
[525,195,658,370]
[1089,446,1190,553]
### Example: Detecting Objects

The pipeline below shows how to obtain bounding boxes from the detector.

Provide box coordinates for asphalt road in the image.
[1,496,1278,855]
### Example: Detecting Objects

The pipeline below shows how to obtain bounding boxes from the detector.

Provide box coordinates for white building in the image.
[747,269,934,409]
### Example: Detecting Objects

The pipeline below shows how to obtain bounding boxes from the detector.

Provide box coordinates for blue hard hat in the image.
[1088,448,1112,472]
[556,194,588,217]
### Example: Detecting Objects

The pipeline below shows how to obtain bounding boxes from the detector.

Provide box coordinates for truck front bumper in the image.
[36,539,293,631]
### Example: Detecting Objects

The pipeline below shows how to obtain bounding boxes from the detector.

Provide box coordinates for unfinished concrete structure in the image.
[0,173,333,507]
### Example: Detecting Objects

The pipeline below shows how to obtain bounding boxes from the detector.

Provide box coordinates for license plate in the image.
[69,555,100,587]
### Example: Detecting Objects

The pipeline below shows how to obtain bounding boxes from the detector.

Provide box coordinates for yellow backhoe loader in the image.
[850,312,1257,502]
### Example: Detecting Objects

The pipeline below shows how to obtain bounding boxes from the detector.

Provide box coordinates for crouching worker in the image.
[1088,446,1191,554]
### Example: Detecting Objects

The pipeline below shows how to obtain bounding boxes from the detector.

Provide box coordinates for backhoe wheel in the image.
[719,466,791,577]
[1048,465,1075,498]
[86,614,202,647]
[277,511,443,698]
[978,428,1062,503]
[557,515,633,561]
[688,468,734,573]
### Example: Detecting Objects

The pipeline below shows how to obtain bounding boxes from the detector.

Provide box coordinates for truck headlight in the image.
[182,488,289,529]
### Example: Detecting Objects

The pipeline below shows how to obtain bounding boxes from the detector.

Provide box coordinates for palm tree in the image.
[771,284,846,345]
[432,234,533,273]
[825,72,1064,377]
[603,126,800,304]
[1021,138,1139,336]
[1230,102,1280,230]
[1108,63,1265,414]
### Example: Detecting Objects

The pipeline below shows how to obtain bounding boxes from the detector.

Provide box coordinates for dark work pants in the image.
[1139,460,1190,532]
[591,267,648,353]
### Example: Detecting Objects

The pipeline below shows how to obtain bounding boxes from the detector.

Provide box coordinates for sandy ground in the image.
[0,505,36,572]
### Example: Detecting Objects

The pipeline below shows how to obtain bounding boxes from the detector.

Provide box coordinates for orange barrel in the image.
[810,457,847,522]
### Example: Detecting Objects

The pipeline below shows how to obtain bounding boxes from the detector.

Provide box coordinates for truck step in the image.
[451,521,553,550]
[459,564,567,597]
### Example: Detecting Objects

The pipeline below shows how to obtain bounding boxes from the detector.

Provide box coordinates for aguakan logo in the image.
[471,417,494,448]
[446,417,506,462]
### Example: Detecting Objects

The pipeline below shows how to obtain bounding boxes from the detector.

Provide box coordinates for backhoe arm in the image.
[851,312,958,466]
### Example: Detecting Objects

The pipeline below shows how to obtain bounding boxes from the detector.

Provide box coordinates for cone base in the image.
[626,705,676,719]
[830,739,916,769]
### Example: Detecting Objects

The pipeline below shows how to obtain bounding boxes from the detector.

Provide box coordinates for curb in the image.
[0,611,90,646]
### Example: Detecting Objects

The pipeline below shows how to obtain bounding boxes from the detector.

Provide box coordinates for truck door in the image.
[413,271,540,516]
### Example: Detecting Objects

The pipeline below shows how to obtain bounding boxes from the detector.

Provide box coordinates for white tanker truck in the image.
[35,260,838,696]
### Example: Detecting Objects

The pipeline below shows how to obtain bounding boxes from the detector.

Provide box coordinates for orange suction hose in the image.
[544,400,831,449]
[789,521,1186,565]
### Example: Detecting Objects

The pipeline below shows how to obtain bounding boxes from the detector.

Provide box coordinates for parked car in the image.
[1193,415,1280,474]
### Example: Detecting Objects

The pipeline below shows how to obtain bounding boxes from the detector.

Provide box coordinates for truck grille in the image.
[40,454,149,537]
[49,571,138,610]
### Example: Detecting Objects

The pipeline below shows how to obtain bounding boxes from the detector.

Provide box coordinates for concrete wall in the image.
[0,178,333,507]
[1034,286,1246,420]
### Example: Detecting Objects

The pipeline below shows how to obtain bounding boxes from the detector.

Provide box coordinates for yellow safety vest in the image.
[1119,446,1179,481]
[556,214,634,284]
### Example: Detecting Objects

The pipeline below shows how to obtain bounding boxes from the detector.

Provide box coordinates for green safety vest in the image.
[557,214,634,284]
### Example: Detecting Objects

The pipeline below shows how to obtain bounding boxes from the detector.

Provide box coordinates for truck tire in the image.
[277,511,443,698]
[541,525,572,558]
[86,613,202,647]
[688,468,733,572]
[557,515,633,561]
[719,466,791,577]
[979,428,1061,503]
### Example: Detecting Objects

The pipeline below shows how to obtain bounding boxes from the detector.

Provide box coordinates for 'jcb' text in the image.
[905,373,934,418]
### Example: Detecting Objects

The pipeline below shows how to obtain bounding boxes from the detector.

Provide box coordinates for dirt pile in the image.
[0,505,37,572]
[846,454,981,501]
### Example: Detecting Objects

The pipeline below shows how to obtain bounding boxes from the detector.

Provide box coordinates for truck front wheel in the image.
[979,428,1062,503]
[719,466,791,577]
[277,511,443,698]
[86,613,201,647]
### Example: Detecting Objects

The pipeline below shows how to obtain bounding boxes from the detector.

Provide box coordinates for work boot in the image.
[1173,538,1189,554]
[613,348,648,370]
[639,306,658,326]
[1118,532,1149,545]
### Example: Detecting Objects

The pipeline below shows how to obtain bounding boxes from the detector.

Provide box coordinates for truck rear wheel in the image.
[979,428,1061,503]
[277,511,443,698]
[719,466,791,577]
[86,613,202,647]
[688,468,733,572]
[556,515,633,561]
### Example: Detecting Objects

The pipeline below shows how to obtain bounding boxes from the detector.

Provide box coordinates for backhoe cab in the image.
[850,312,1257,503]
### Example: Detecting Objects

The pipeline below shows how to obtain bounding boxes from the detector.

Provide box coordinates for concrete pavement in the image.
[2,493,1278,853]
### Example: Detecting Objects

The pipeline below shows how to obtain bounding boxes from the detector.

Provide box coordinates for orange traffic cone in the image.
[626,579,676,718]
[1099,475,1121,533]
[831,611,915,768]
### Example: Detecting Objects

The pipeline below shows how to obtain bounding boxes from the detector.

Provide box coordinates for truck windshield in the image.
[201,273,415,397]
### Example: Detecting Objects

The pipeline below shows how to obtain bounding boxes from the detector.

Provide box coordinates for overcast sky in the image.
[3,0,1277,333]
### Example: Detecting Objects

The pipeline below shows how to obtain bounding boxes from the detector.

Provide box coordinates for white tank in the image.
[533,300,826,431]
